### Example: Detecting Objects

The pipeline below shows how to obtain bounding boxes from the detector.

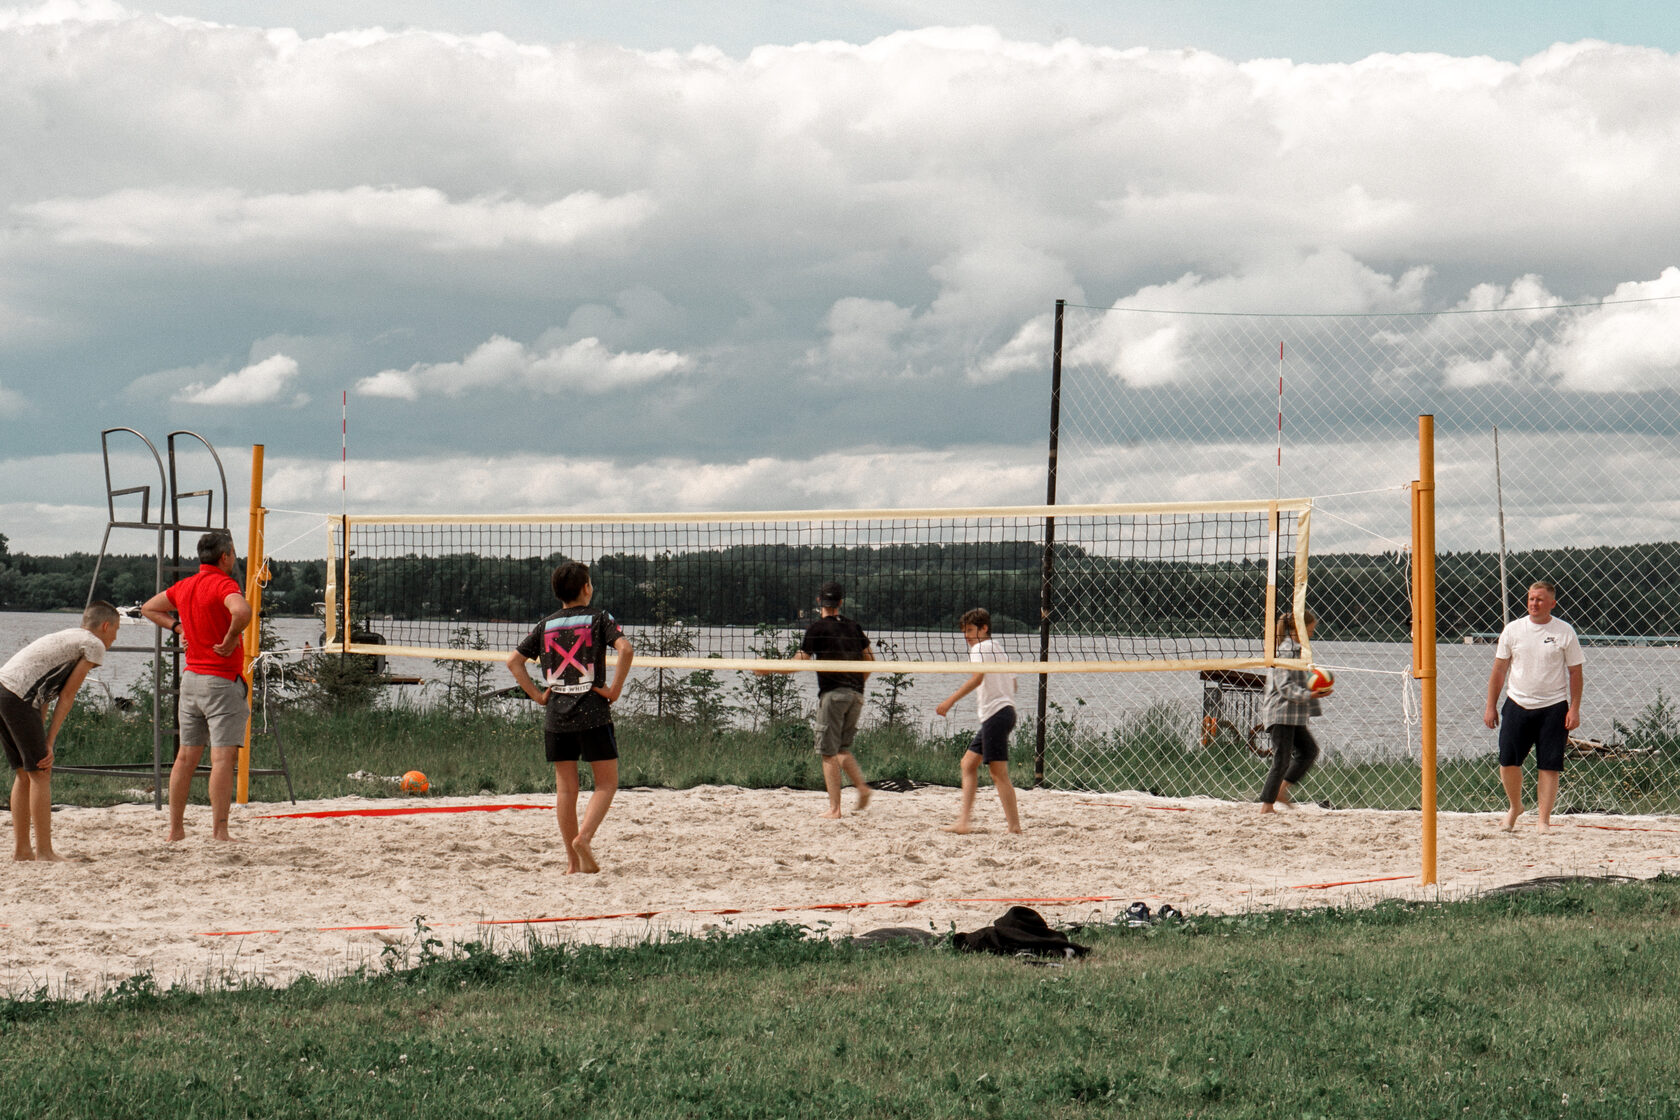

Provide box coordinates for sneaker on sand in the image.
[1124,901,1153,927]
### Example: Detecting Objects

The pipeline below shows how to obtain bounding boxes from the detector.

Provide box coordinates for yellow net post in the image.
[1263,502,1279,663]
[238,443,265,805]
[1416,416,1438,885]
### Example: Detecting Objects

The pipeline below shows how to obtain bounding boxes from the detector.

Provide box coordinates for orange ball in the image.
[1308,666,1334,695]
[399,770,429,794]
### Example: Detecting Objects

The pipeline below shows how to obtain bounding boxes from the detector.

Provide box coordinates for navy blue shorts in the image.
[1498,698,1568,771]
[545,724,618,764]
[967,707,1017,764]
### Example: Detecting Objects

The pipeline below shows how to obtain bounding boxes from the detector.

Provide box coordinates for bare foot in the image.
[1501,806,1522,832]
[820,808,842,819]
[854,788,872,812]
[167,828,187,842]
[35,850,66,862]
[12,851,34,862]
[1276,791,1293,808]
[1537,820,1556,832]
[571,837,600,873]
[1258,804,1277,814]
[211,833,243,842]
[941,822,972,834]
[1007,824,1024,835]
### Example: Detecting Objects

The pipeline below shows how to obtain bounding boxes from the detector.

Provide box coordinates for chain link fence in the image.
[1038,295,1680,814]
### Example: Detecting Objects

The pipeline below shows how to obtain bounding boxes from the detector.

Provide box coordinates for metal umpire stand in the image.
[57,428,294,805]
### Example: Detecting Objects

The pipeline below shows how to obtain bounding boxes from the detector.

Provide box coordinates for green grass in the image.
[5,877,1680,1117]
[44,697,1680,815]
[44,705,1039,806]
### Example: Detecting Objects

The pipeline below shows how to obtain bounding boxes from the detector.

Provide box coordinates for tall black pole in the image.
[1036,299,1065,787]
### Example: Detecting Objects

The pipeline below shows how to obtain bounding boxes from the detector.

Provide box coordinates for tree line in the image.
[4,530,1677,642]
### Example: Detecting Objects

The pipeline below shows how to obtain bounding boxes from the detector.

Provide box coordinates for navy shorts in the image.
[1498,698,1568,771]
[545,724,618,764]
[967,707,1017,764]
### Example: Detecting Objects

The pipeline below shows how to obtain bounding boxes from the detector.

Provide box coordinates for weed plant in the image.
[4,877,1679,1118]
[45,689,1680,815]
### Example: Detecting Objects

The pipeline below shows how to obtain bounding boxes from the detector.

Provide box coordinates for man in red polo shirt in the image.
[142,530,252,841]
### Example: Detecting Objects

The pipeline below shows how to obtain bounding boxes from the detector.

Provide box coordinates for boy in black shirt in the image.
[790,581,874,818]
[508,561,634,873]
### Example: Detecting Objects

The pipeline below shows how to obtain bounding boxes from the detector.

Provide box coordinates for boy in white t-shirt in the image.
[1,601,122,860]
[1483,581,1585,832]
[935,608,1022,834]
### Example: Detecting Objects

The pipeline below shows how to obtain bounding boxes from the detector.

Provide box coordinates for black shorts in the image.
[967,707,1017,764]
[1498,698,1568,771]
[0,684,48,772]
[545,724,618,764]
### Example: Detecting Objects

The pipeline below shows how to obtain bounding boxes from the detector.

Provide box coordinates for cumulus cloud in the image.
[20,186,654,251]
[175,353,305,406]
[3,8,1680,558]
[1066,251,1432,388]
[357,335,694,400]
[1549,268,1680,392]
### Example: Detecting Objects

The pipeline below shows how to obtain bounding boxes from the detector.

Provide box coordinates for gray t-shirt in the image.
[0,628,106,706]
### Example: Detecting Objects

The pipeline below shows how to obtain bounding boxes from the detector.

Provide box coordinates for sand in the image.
[4,786,1677,996]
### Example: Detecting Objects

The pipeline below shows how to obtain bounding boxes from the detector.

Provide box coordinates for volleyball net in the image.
[322,498,1313,676]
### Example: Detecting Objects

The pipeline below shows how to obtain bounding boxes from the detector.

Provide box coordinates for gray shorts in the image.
[179,672,249,749]
[814,688,864,757]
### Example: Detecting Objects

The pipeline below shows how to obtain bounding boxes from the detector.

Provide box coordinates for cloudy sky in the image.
[2,0,1678,558]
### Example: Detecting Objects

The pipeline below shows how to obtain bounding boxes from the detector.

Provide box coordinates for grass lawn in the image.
[4,876,1679,1118]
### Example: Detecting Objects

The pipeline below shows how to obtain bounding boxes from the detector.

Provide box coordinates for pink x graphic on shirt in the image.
[544,626,593,676]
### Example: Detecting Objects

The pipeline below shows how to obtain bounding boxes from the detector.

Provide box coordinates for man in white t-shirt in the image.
[935,608,1022,834]
[1483,581,1584,832]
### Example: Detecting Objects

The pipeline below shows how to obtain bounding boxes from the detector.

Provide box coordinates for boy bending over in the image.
[1,602,121,860]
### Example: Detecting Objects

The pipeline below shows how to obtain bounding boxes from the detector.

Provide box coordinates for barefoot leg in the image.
[839,752,869,811]
[554,761,582,872]
[1499,765,1525,831]
[208,746,239,841]
[1536,768,1560,830]
[168,745,206,841]
[28,768,63,860]
[946,750,980,833]
[988,760,1022,834]
[12,770,36,861]
[820,754,845,818]
[572,759,616,874]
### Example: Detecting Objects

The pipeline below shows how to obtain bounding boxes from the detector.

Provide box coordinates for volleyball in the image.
[399,770,429,793]
[1308,666,1334,694]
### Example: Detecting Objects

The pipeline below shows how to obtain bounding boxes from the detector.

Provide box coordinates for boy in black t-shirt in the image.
[508,561,634,873]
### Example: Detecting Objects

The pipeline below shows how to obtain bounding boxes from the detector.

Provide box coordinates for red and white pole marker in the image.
[1275,341,1284,497]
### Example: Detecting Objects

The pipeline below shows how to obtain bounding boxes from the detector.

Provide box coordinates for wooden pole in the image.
[1417,417,1438,885]
[239,444,266,804]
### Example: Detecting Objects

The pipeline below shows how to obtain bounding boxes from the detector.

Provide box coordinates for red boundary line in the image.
[1291,874,1416,890]
[254,804,549,820]
[1076,801,1193,812]
[1574,823,1680,835]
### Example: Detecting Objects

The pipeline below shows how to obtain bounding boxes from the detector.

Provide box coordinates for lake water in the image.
[5,611,1670,765]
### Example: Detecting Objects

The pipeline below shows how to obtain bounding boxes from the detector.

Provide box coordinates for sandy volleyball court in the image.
[5,785,1678,996]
